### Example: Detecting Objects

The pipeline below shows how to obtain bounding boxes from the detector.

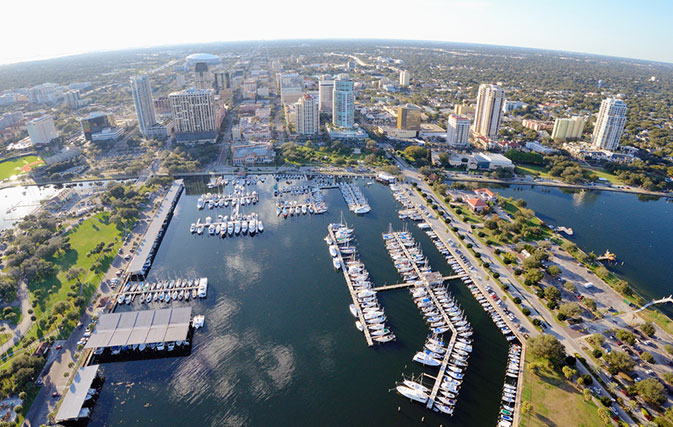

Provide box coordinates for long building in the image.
[169,89,219,144]
[592,98,627,151]
[332,74,354,128]
[26,115,58,145]
[296,94,319,135]
[318,77,334,112]
[551,116,585,140]
[473,84,505,139]
[446,114,470,147]
[131,75,158,138]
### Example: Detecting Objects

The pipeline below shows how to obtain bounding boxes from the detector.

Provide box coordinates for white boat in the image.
[241,220,248,234]
[349,304,358,317]
[374,334,394,343]
[257,220,264,233]
[403,380,430,394]
[355,321,364,331]
[396,385,428,404]
[192,315,205,329]
[413,352,441,366]
[332,257,341,270]
[189,224,196,233]
[329,245,338,257]
[234,221,241,234]
[249,219,257,234]
[227,222,234,235]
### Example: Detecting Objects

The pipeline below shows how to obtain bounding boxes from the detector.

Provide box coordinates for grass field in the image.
[26,212,124,339]
[515,164,553,179]
[0,155,44,181]
[585,167,623,184]
[521,352,606,427]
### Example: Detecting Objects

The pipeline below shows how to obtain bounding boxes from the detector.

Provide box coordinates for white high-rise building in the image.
[296,94,319,135]
[318,77,334,112]
[473,84,505,139]
[63,90,81,108]
[399,70,410,87]
[26,115,58,145]
[131,75,158,138]
[446,114,471,147]
[332,74,354,128]
[169,89,218,143]
[592,98,627,151]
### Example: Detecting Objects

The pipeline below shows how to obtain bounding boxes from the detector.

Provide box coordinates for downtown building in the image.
[551,116,586,140]
[397,104,421,131]
[26,115,58,145]
[473,84,505,139]
[80,112,122,142]
[318,77,334,113]
[332,74,355,128]
[446,114,470,148]
[131,75,169,139]
[278,73,304,104]
[169,89,220,144]
[295,94,319,135]
[592,98,627,151]
[399,70,410,87]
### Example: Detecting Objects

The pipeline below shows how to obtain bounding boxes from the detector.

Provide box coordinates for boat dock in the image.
[372,274,468,292]
[338,182,371,214]
[385,231,459,410]
[327,225,375,347]
[113,277,208,308]
[127,180,184,282]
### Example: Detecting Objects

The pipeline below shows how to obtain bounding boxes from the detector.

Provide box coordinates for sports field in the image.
[0,155,44,180]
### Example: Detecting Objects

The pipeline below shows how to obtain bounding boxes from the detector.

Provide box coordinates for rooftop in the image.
[55,365,100,422]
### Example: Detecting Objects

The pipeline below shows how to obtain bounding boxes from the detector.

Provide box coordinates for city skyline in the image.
[1,0,672,66]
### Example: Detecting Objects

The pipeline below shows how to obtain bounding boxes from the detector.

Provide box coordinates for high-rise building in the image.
[473,84,505,139]
[214,71,231,92]
[592,98,627,151]
[332,74,354,128]
[397,104,421,130]
[63,90,81,108]
[169,89,219,143]
[80,112,116,141]
[318,77,334,112]
[193,62,212,90]
[243,79,257,99]
[399,70,410,87]
[551,116,586,140]
[278,73,304,104]
[154,97,172,116]
[296,94,319,135]
[131,75,158,138]
[446,114,471,147]
[26,115,58,145]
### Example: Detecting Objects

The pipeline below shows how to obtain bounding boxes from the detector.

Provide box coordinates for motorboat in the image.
[332,257,341,270]
[235,221,241,234]
[192,315,205,329]
[349,304,359,317]
[257,220,264,233]
[241,220,248,234]
[396,385,428,404]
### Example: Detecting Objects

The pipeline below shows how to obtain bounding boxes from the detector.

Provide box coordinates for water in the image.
[0,184,59,230]
[89,180,509,426]
[496,185,673,304]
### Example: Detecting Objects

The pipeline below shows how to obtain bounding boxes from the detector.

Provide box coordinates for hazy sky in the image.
[2,0,672,65]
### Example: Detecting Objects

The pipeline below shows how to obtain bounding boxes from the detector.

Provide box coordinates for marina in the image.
[339,182,371,214]
[190,213,263,237]
[114,277,208,306]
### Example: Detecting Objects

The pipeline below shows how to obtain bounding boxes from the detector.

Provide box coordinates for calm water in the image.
[89,180,510,426]
[496,185,673,304]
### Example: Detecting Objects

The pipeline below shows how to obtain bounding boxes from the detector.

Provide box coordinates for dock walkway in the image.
[372,274,467,292]
[327,226,374,347]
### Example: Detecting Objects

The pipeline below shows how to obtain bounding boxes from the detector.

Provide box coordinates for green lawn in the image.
[26,212,124,339]
[0,155,44,181]
[585,167,623,185]
[521,352,607,427]
[515,164,553,179]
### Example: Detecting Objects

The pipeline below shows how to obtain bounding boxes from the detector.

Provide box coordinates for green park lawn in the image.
[26,212,124,339]
[521,352,606,427]
[0,155,44,181]
[515,164,553,179]
[585,167,623,185]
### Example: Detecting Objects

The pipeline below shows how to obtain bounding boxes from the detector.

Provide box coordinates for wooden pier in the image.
[372,274,468,292]
[387,232,457,409]
[328,226,374,347]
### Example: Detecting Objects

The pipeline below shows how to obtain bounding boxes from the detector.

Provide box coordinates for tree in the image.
[662,372,673,385]
[524,268,544,286]
[634,378,666,406]
[665,344,673,355]
[583,298,597,311]
[65,267,85,282]
[583,388,592,402]
[641,352,655,364]
[604,350,635,373]
[587,333,605,348]
[529,334,566,364]
[543,286,561,303]
[640,322,656,337]
[563,281,577,293]
[615,329,636,345]
[558,302,582,319]
[562,365,577,380]
[547,265,562,278]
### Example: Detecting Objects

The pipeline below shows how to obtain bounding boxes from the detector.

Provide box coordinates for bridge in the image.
[635,295,673,312]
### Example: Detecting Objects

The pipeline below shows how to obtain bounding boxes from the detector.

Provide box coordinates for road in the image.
[0,282,34,356]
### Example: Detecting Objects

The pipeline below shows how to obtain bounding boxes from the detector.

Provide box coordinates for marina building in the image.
[26,115,58,145]
[592,98,627,151]
[473,84,505,139]
[295,94,319,135]
[231,141,275,165]
[551,116,586,140]
[446,114,470,148]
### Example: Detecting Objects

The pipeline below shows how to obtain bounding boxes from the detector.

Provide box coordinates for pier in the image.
[127,179,184,282]
[327,225,374,347]
[372,274,468,292]
[385,231,458,410]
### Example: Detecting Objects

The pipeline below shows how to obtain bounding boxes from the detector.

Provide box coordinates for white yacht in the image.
[241,220,248,234]
[192,315,205,329]
[257,220,264,233]
[332,257,341,270]
[234,221,241,234]
[396,385,428,404]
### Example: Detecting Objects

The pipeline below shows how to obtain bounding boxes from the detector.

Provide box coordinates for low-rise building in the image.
[474,188,497,202]
[525,141,557,155]
[231,141,275,166]
[466,198,487,212]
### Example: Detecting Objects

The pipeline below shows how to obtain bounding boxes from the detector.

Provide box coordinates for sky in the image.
[2,0,672,65]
